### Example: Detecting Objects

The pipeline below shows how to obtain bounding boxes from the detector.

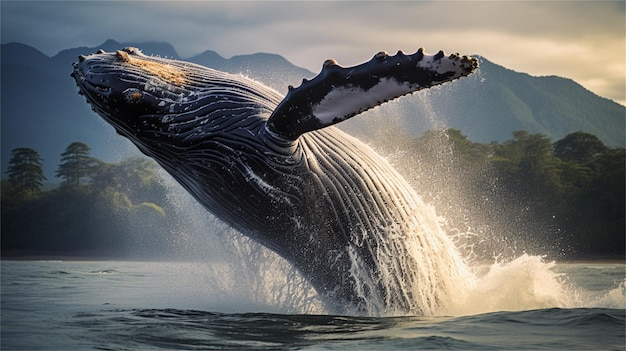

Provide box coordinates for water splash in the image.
[599,281,626,309]
[342,204,471,316]
[443,255,574,315]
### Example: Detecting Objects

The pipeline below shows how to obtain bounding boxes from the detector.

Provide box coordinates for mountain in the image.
[434,57,624,146]
[1,40,624,182]
[188,50,313,95]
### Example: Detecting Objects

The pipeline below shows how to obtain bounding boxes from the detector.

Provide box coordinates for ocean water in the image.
[1,259,624,350]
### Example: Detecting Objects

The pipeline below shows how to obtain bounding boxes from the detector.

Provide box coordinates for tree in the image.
[554,131,607,165]
[91,157,169,205]
[55,142,101,188]
[492,131,564,199]
[6,147,47,198]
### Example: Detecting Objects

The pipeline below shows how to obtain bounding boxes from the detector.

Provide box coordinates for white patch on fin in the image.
[418,53,466,75]
[311,78,416,124]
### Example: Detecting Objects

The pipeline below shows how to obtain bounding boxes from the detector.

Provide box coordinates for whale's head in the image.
[72,48,188,134]
[71,47,288,216]
[72,47,281,154]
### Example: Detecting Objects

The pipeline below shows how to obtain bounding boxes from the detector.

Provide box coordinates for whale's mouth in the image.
[71,58,114,98]
[75,77,112,96]
[90,81,112,93]
[71,63,113,118]
[71,58,141,139]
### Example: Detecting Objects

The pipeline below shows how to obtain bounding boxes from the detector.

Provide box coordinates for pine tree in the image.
[6,147,47,198]
[55,142,100,188]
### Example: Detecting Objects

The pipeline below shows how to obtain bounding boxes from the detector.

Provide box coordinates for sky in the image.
[2,1,625,105]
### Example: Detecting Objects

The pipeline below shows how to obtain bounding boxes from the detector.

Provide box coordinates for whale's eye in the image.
[123,88,143,103]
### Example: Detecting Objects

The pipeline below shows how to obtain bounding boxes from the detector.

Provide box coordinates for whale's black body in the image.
[72,47,477,314]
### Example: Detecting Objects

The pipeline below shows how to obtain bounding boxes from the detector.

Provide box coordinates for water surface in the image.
[1,260,624,350]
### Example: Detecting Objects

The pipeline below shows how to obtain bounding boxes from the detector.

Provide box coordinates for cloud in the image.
[1,1,624,104]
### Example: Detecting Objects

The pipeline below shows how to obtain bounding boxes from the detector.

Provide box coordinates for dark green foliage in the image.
[377,129,625,260]
[91,157,169,207]
[493,131,565,208]
[554,132,607,164]
[5,147,46,200]
[482,131,623,259]
[55,141,101,188]
[557,143,625,257]
[2,147,184,258]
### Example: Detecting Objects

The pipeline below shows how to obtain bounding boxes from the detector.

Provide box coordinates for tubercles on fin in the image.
[323,59,339,68]
[415,48,425,61]
[375,51,389,60]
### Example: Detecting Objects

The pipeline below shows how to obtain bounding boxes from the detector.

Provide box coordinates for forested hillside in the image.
[375,130,624,260]
[1,143,186,258]
[2,131,623,260]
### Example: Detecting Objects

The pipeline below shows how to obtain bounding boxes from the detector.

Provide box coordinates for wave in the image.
[69,307,625,350]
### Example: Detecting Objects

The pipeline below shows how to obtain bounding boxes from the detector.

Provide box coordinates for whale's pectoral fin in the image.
[265,49,478,140]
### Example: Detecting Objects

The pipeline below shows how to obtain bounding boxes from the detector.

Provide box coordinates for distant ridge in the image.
[1,40,624,181]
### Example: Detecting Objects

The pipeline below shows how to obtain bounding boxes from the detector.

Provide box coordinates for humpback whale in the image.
[72,47,477,314]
